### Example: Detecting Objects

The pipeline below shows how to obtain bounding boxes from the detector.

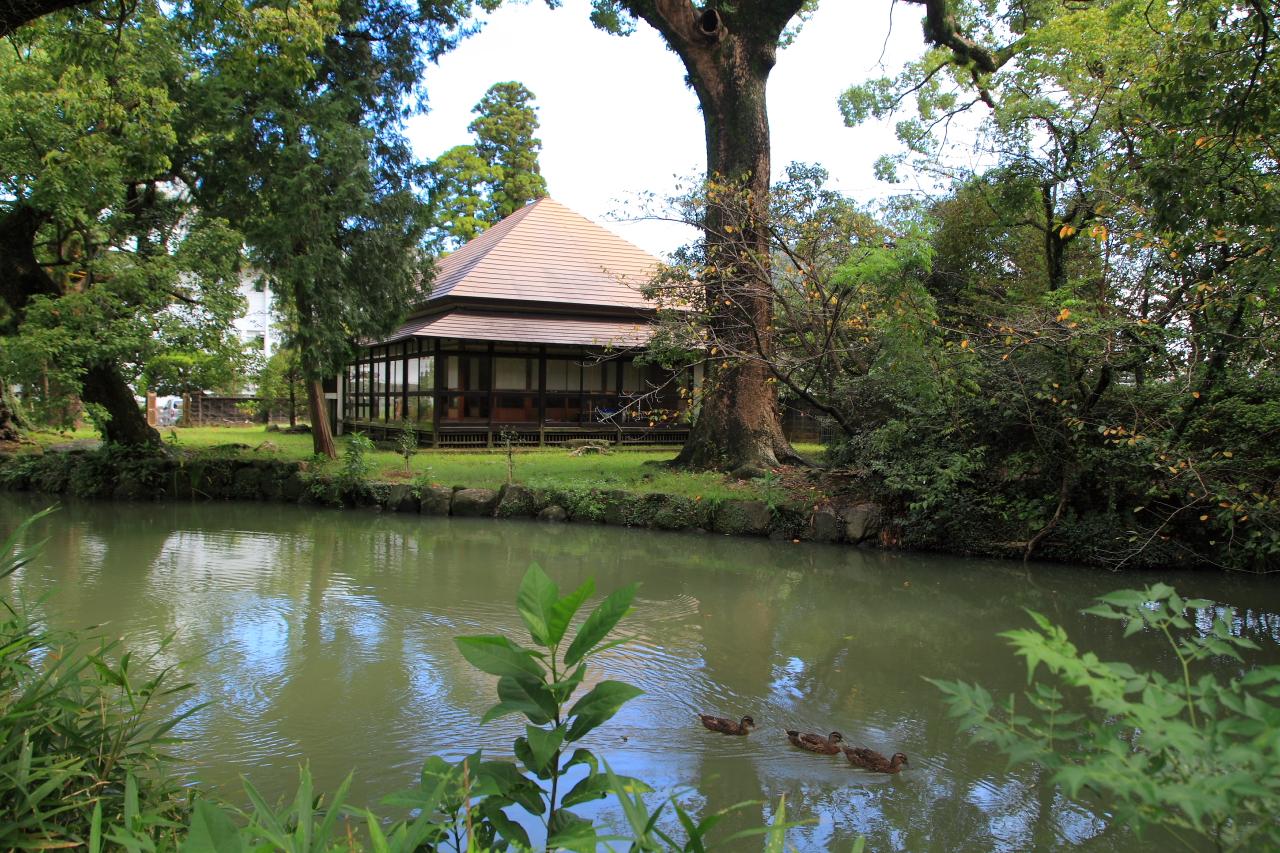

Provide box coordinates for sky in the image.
[405,0,930,258]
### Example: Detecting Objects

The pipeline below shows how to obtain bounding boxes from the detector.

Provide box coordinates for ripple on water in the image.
[8,494,1277,852]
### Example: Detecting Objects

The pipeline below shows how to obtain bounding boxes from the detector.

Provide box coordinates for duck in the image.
[699,714,756,735]
[786,730,844,754]
[843,746,909,774]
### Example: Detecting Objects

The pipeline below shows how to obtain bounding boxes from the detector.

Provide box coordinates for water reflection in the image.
[3,494,1278,851]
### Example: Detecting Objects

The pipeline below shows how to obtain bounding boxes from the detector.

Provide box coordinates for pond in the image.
[3,493,1278,851]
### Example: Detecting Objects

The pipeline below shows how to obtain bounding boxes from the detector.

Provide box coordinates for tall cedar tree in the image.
[427,81,548,249]
[590,0,809,470]
[470,82,548,220]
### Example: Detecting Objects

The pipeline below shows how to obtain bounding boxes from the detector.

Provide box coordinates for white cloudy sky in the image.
[405,0,933,257]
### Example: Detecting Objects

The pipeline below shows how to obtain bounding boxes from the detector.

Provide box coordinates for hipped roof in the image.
[423,197,658,310]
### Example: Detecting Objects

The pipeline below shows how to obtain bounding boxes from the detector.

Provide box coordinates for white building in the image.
[234,273,279,360]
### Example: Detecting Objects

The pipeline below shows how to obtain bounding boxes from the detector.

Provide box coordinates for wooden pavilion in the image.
[337,198,692,447]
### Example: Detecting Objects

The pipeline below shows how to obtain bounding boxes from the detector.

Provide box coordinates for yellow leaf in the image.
[1192,391,1201,399]
[1200,514,1209,522]
[960,339,969,349]
[1059,224,1077,239]
[1223,450,1233,458]
[1057,308,1071,322]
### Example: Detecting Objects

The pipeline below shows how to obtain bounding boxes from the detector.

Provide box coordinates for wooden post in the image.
[538,345,547,447]
[486,341,495,445]
[146,391,157,427]
[432,338,442,436]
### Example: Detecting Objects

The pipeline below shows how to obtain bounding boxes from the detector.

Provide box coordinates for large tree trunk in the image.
[81,362,160,446]
[0,391,21,443]
[307,378,336,458]
[630,1,805,470]
[293,282,338,459]
[0,205,58,331]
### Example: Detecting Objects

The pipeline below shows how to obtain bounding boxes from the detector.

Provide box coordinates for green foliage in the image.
[824,0,1280,569]
[500,427,518,485]
[255,348,308,427]
[396,419,418,472]
[0,4,252,435]
[450,564,647,850]
[934,584,1280,851]
[185,0,487,454]
[0,509,196,849]
[427,81,548,249]
[340,433,375,489]
[298,432,378,505]
[144,349,249,403]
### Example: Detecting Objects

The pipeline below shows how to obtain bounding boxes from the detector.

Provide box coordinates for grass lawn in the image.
[25,425,826,501]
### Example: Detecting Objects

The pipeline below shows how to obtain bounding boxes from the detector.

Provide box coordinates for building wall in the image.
[233,273,278,361]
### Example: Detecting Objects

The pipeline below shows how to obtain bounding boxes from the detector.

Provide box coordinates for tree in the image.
[588,0,814,471]
[470,82,548,220]
[644,163,943,441]
[0,1,254,446]
[192,0,490,457]
[426,144,499,247]
[837,0,1279,567]
[143,347,247,425]
[426,81,547,249]
[255,347,307,428]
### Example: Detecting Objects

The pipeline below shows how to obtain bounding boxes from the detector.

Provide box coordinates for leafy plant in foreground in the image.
[933,584,1280,851]
[1,508,196,849]
[449,564,648,850]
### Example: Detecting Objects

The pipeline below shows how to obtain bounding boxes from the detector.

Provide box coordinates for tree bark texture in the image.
[0,205,159,446]
[0,0,82,37]
[81,362,160,446]
[292,282,338,458]
[0,392,21,443]
[626,0,806,470]
[307,378,336,458]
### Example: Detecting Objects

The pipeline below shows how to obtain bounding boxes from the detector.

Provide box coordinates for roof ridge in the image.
[424,197,661,310]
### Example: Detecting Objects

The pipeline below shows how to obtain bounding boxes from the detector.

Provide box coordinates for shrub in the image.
[396,419,417,472]
[933,583,1280,851]
[339,432,375,494]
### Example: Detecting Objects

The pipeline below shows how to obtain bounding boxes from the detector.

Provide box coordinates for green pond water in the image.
[3,493,1279,851]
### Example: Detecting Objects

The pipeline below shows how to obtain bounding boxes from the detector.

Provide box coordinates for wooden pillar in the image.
[486,341,495,448]
[538,345,547,447]
[146,391,157,427]
[400,350,408,423]
[431,338,442,446]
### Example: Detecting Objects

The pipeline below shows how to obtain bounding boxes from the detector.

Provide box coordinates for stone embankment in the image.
[0,449,885,546]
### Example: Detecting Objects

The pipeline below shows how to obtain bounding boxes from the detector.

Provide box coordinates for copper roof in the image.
[398,310,652,348]
[425,197,658,309]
